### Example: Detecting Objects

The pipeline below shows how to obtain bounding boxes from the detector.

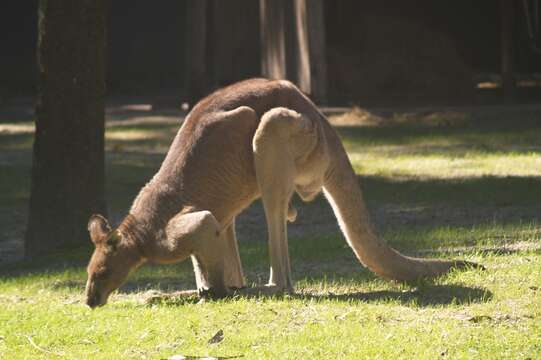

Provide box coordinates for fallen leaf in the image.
[208,329,224,345]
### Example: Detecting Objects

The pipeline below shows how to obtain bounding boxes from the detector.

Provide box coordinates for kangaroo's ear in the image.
[88,214,112,244]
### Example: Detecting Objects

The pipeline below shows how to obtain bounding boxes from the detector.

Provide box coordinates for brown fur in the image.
[85,78,481,307]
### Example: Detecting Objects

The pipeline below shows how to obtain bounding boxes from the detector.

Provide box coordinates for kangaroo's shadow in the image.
[49,275,492,308]
[143,283,492,308]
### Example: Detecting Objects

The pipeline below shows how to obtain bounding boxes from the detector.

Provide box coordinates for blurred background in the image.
[2,0,541,107]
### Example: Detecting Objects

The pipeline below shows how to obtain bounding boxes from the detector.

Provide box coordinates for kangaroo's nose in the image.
[86,291,101,309]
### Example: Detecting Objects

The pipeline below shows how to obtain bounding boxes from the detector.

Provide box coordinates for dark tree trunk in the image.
[211,0,260,88]
[260,0,288,80]
[260,0,327,101]
[304,0,327,103]
[291,0,327,101]
[185,0,208,104]
[284,1,299,83]
[25,0,107,257]
[211,0,235,87]
[292,0,311,92]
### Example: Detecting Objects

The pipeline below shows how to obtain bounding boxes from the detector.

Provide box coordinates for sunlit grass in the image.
[336,122,541,180]
[349,151,541,179]
[0,251,539,359]
[105,129,166,141]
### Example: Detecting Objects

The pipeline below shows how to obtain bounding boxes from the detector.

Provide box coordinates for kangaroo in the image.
[85,78,480,308]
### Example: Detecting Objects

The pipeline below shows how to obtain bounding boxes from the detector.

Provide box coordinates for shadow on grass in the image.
[360,175,541,207]
[142,283,492,308]
[307,285,492,306]
[48,276,194,294]
[256,284,491,307]
[45,259,492,308]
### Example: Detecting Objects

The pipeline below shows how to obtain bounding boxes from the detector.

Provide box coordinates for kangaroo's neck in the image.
[118,212,183,263]
[117,214,151,259]
[129,173,185,230]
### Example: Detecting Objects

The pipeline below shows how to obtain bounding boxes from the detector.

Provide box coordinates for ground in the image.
[1,101,541,359]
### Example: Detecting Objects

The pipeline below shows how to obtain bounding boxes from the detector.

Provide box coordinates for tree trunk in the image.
[305,0,327,103]
[185,0,208,104]
[260,0,287,80]
[211,0,234,87]
[211,0,260,88]
[260,0,327,101]
[25,0,107,257]
[292,0,311,93]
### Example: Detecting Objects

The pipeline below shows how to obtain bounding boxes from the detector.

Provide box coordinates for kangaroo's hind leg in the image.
[252,107,324,292]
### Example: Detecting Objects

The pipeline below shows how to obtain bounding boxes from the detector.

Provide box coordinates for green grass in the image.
[1,111,541,358]
[1,252,540,359]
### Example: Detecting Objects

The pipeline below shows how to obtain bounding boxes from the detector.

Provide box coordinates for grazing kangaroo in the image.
[85,78,480,308]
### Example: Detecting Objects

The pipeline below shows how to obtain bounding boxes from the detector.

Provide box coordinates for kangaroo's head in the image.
[85,214,141,308]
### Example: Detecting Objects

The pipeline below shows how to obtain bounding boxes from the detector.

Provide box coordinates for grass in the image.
[1,108,541,358]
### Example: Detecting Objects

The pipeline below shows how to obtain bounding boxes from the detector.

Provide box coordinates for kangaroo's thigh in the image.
[252,107,326,291]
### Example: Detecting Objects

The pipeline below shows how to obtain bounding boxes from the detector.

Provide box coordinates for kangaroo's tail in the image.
[322,127,482,282]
